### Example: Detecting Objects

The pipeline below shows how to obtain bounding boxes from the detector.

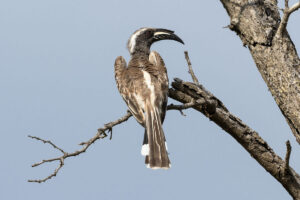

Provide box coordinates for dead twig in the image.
[284,140,292,175]
[28,110,132,183]
[29,98,199,183]
[167,99,205,116]
[168,100,194,110]
[28,135,66,155]
[276,0,300,38]
[184,51,199,85]
[28,158,64,183]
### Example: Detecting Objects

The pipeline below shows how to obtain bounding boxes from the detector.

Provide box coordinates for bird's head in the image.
[127,27,184,55]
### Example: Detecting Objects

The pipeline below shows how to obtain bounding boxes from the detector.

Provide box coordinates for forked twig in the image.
[276,0,300,38]
[28,111,132,183]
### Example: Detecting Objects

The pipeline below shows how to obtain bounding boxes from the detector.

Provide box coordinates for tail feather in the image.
[142,103,170,169]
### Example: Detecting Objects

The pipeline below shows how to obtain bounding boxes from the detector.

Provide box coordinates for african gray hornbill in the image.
[114,27,184,169]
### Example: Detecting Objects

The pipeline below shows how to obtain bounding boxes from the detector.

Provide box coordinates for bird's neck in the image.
[128,52,151,68]
[130,43,151,57]
[130,51,150,59]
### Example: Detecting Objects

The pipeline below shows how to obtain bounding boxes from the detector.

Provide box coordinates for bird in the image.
[114,27,184,169]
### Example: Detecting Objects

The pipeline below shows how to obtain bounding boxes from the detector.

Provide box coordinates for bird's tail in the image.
[141,103,170,169]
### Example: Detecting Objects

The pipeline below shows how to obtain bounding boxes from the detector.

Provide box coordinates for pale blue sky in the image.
[1,0,300,199]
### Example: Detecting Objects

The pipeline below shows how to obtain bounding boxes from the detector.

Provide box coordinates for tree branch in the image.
[28,135,66,155]
[28,101,199,183]
[28,111,132,183]
[169,78,300,199]
[284,140,292,176]
[220,0,300,145]
[184,51,199,85]
[276,0,300,38]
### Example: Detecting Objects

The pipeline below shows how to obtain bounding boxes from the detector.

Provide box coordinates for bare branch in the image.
[28,158,64,183]
[184,51,199,85]
[28,111,132,183]
[289,1,300,13]
[284,140,292,175]
[29,100,198,183]
[169,78,300,199]
[28,135,66,155]
[276,0,300,38]
[167,99,205,116]
[79,111,133,146]
[167,99,205,110]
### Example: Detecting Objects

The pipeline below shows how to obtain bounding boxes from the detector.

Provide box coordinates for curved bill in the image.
[153,28,184,44]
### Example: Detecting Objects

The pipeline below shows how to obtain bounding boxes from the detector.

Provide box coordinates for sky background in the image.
[1,0,300,199]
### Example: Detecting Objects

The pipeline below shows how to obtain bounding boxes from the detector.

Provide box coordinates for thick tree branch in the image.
[172,49,300,198]
[220,0,300,144]
[169,78,300,199]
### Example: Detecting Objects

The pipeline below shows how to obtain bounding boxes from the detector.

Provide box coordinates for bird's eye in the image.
[145,30,152,37]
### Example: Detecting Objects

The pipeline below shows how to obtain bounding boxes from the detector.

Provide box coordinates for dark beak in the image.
[152,28,184,44]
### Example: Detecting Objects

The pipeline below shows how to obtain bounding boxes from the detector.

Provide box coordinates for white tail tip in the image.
[141,142,168,156]
[145,164,171,169]
[141,144,149,156]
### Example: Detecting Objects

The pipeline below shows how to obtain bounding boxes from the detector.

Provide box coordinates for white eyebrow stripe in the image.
[129,28,147,53]
[154,32,171,36]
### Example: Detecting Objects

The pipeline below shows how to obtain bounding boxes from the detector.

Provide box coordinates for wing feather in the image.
[149,51,169,123]
[114,56,145,125]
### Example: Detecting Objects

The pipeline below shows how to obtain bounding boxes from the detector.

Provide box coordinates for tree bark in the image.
[219,0,300,143]
[169,79,300,199]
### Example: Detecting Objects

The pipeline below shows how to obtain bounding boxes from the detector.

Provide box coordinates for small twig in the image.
[167,99,206,116]
[276,0,300,38]
[285,0,289,8]
[284,140,292,175]
[28,158,64,183]
[28,135,66,155]
[184,51,199,85]
[167,99,205,110]
[108,128,113,140]
[179,110,187,116]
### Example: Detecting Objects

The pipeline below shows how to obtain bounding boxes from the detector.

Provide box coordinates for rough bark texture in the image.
[220,0,300,143]
[169,79,300,199]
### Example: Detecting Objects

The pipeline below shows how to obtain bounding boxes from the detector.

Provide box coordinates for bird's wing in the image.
[148,51,169,123]
[149,51,168,89]
[114,56,145,125]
